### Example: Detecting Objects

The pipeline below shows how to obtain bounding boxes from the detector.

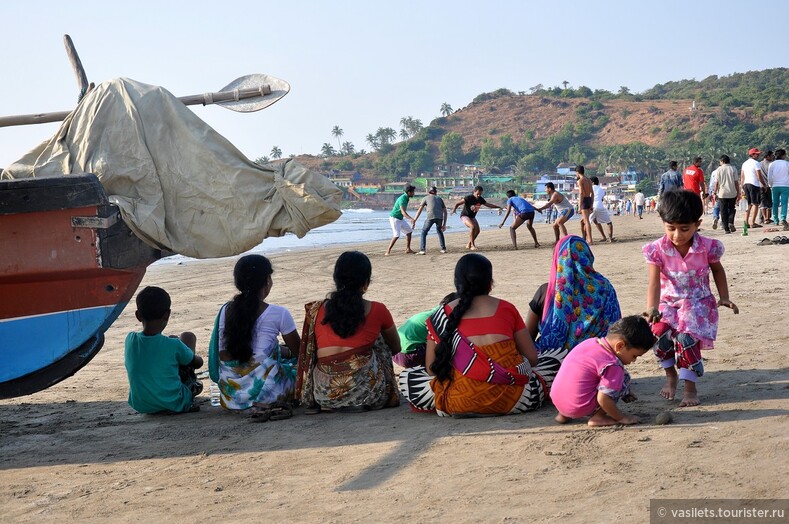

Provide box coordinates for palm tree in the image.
[321,143,336,158]
[440,103,453,117]
[254,156,270,165]
[331,126,344,151]
[270,146,282,159]
[562,80,569,90]
[341,141,355,156]
[399,129,410,141]
[365,133,379,151]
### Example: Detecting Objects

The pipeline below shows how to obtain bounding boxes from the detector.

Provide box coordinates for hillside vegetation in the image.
[296,68,789,178]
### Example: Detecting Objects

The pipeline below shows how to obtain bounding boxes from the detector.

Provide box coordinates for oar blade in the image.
[217,74,290,113]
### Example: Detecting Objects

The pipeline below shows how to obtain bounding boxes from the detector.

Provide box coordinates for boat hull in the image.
[0,174,160,398]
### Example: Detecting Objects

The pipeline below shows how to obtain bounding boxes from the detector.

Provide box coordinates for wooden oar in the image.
[0,73,290,128]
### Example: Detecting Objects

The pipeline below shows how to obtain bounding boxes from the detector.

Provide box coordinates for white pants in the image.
[389,217,413,237]
[590,206,612,224]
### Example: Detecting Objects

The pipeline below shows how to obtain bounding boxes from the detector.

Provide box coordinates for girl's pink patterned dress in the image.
[643,233,724,349]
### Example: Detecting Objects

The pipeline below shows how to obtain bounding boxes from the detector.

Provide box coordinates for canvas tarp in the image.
[2,78,342,258]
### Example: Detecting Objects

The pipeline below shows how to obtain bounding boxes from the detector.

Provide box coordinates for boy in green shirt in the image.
[125,286,204,414]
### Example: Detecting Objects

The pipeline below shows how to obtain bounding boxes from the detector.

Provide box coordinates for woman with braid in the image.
[400,254,550,416]
[208,255,300,419]
[296,251,401,413]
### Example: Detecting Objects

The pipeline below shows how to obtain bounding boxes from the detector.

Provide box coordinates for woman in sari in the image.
[296,251,401,413]
[400,253,545,416]
[401,236,621,415]
[208,255,300,419]
[534,235,621,354]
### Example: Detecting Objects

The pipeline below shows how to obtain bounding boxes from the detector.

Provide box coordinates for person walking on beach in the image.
[411,186,447,255]
[683,156,707,198]
[576,165,594,244]
[759,151,775,225]
[740,148,764,228]
[498,189,540,249]
[634,190,646,219]
[658,161,683,199]
[451,185,502,250]
[536,182,574,244]
[590,176,614,242]
[767,149,789,230]
[385,184,416,256]
[710,155,740,234]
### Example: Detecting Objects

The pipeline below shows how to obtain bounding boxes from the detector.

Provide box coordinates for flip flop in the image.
[778,236,789,244]
[757,238,774,246]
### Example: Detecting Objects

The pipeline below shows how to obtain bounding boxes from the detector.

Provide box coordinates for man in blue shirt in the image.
[498,190,541,249]
[658,161,684,199]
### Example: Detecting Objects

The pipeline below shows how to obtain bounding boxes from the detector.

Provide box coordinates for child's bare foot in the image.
[587,411,619,426]
[534,242,540,248]
[679,381,700,407]
[555,413,571,424]
[660,368,678,400]
[404,249,416,254]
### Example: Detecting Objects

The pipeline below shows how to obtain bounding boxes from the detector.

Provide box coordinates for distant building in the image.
[556,162,577,176]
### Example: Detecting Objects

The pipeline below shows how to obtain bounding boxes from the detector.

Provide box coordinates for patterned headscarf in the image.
[535,235,621,353]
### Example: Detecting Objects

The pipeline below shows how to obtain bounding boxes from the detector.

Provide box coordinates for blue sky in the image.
[1,1,786,168]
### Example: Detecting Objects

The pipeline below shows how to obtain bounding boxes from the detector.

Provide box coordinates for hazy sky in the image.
[1,1,786,168]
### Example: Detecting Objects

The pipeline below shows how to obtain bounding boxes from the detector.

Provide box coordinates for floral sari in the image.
[536,235,621,353]
[295,301,399,410]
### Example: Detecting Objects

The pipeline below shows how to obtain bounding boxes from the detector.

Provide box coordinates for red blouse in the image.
[315,301,394,348]
[427,299,525,342]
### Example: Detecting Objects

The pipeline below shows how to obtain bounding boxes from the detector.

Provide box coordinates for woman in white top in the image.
[212,255,301,417]
[768,148,789,229]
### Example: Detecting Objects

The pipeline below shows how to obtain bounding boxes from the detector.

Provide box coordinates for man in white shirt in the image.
[741,147,764,228]
[589,176,613,242]
[711,154,740,234]
[767,148,789,230]
[634,191,646,219]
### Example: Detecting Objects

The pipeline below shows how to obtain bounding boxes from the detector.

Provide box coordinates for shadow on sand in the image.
[1,367,786,491]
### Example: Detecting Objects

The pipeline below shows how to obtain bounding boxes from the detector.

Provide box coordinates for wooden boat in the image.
[0,174,160,398]
[0,36,340,399]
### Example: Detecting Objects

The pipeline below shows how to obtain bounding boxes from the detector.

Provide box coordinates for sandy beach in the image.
[1,212,787,522]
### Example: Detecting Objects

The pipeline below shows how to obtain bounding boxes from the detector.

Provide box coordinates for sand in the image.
[2,212,787,522]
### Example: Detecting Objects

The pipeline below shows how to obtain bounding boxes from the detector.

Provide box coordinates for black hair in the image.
[719,154,730,164]
[322,251,372,338]
[576,165,585,175]
[765,150,774,156]
[693,156,702,163]
[136,286,171,321]
[658,189,703,224]
[591,176,600,185]
[669,160,678,170]
[223,254,274,362]
[440,292,458,305]
[474,185,484,193]
[506,190,516,197]
[405,184,415,193]
[607,315,656,351]
[545,182,556,191]
[776,149,786,159]
[431,254,493,382]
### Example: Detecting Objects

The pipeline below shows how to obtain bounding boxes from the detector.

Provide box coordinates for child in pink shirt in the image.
[643,190,738,407]
[551,316,656,426]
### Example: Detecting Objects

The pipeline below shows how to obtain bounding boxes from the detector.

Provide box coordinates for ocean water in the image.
[156,207,564,265]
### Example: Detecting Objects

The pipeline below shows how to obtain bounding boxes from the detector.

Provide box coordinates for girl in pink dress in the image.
[643,190,739,407]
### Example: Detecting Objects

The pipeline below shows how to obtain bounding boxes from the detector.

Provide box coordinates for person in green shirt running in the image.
[385,184,416,256]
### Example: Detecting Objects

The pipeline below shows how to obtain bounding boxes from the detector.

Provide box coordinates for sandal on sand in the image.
[304,404,322,415]
[757,238,774,246]
[248,402,293,422]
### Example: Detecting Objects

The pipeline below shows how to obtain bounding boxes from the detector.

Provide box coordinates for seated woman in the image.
[296,251,401,413]
[208,255,300,419]
[399,253,542,416]
[533,235,621,354]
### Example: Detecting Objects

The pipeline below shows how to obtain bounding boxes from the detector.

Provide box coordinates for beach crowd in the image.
[126,151,784,425]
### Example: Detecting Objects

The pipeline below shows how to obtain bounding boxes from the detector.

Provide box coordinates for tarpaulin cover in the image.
[2,78,342,258]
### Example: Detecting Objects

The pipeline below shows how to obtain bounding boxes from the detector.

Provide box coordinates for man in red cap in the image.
[740,148,764,228]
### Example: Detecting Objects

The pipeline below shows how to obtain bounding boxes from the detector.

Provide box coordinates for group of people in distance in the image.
[125,187,738,422]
